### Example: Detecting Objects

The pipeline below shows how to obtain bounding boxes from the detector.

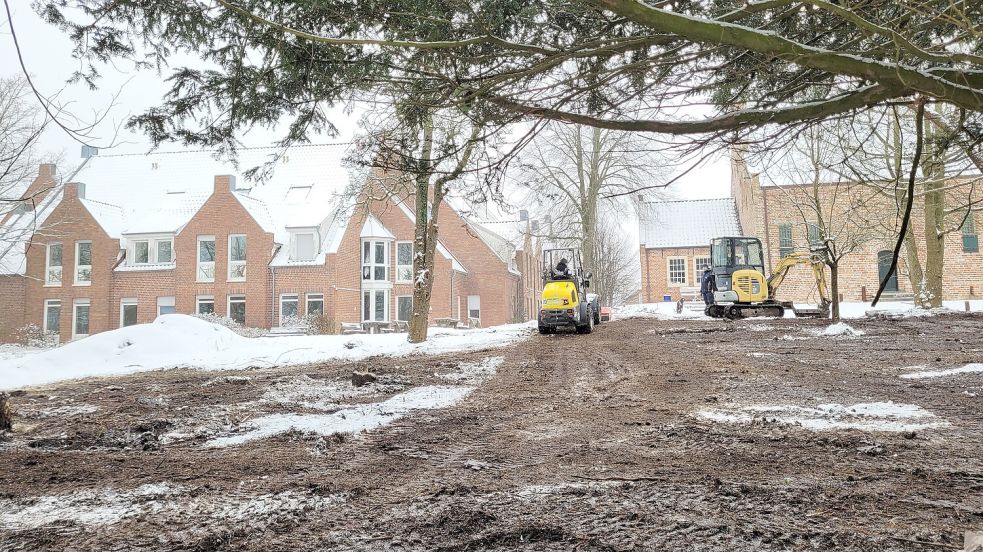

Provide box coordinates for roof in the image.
[638,198,742,248]
[79,198,125,238]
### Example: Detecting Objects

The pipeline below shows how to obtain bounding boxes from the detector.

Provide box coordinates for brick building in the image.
[0,145,541,343]
[639,149,983,305]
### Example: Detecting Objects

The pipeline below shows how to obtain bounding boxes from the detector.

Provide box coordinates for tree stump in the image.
[0,392,12,431]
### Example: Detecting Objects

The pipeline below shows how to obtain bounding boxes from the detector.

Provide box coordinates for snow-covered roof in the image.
[79,198,125,239]
[465,220,520,275]
[639,198,742,248]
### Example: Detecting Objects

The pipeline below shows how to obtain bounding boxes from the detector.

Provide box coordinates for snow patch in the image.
[900,363,983,380]
[816,322,865,337]
[614,303,708,321]
[206,385,472,447]
[0,315,535,391]
[0,483,343,531]
[697,401,947,432]
[21,403,100,418]
[437,356,504,384]
[260,374,403,411]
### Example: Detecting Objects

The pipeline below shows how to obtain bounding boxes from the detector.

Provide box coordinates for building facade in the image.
[0,146,542,343]
[639,150,983,305]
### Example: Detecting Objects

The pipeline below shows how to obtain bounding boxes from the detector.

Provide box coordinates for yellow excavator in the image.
[706,236,831,319]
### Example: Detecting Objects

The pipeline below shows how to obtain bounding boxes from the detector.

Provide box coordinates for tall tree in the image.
[517,123,660,303]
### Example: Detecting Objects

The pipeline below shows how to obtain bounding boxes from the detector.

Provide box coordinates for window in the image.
[157,296,175,317]
[197,236,216,282]
[134,240,150,264]
[306,293,324,316]
[43,299,61,335]
[197,295,215,315]
[292,232,316,261]
[694,256,711,274]
[45,242,63,285]
[397,296,413,322]
[667,257,687,285]
[228,234,247,281]
[280,294,299,325]
[130,238,172,265]
[228,295,246,324]
[396,242,414,282]
[807,223,822,248]
[362,240,389,281]
[120,299,138,327]
[74,241,92,285]
[963,212,978,253]
[779,224,794,258]
[157,239,173,263]
[362,289,388,321]
[73,299,90,339]
[468,295,481,320]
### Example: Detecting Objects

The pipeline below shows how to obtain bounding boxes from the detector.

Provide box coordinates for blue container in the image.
[663,295,672,302]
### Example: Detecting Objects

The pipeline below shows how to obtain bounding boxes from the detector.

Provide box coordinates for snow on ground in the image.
[815,322,865,337]
[206,385,472,447]
[0,344,45,363]
[615,302,708,321]
[437,356,504,384]
[697,401,948,432]
[0,482,343,531]
[900,363,983,380]
[259,374,404,411]
[0,315,536,391]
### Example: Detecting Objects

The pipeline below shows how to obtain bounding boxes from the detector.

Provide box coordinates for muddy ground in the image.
[1,314,981,550]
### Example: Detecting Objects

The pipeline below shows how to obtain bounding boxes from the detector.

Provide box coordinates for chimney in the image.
[38,164,58,178]
[64,182,86,200]
[81,145,99,158]
[214,174,237,193]
[519,209,529,222]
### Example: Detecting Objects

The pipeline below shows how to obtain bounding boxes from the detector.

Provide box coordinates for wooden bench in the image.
[676,286,703,314]
[341,322,366,335]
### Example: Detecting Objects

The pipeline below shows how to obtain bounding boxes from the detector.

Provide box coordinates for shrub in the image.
[14,323,59,348]
[192,313,266,338]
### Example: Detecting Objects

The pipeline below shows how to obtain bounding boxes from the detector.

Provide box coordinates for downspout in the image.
[643,246,651,303]
[270,266,276,328]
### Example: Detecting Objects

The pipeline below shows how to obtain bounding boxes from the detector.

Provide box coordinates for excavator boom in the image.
[766,252,831,318]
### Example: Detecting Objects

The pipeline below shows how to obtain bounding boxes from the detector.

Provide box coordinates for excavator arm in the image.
[767,252,832,318]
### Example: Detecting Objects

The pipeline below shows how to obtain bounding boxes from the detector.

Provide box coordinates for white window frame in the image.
[362,289,389,322]
[396,295,413,322]
[694,256,711,276]
[74,240,92,286]
[361,240,390,282]
[228,234,247,281]
[667,256,688,287]
[306,293,324,316]
[43,299,61,336]
[133,239,151,264]
[72,298,91,340]
[468,295,481,321]
[279,294,299,326]
[291,232,317,262]
[228,295,246,324]
[157,296,176,317]
[395,241,414,283]
[120,298,138,328]
[45,242,63,286]
[155,238,173,264]
[196,295,215,315]
[197,235,216,282]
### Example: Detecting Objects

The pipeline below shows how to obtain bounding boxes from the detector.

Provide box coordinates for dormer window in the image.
[290,232,317,261]
[129,237,174,266]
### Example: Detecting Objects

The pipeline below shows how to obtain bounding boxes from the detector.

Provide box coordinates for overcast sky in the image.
[0,3,730,202]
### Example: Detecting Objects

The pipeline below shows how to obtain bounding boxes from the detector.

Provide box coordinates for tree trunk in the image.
[408,116,437,344]
[829,262,840,322]
[903,224,927,306]
[923,179,945,308]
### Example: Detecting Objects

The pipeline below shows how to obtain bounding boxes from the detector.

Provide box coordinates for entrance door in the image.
[877,250,898,292]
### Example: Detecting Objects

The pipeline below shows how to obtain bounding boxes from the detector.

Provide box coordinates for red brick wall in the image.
[174,176,276,328]
[23,183,120,343]
[110,270,177,327]
[0,275,27,341]
[639,246,712,303]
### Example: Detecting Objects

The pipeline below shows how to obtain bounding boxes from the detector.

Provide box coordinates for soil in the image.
[1,315,982,550]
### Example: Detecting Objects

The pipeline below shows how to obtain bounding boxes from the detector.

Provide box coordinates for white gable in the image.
[360,214,395,239]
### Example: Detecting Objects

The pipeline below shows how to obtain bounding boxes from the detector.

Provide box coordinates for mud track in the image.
[1,315,981,550]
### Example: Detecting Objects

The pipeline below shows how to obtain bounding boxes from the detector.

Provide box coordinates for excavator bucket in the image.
[791,307,823,318]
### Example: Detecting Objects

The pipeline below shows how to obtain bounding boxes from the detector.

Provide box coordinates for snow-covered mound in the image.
[816,322,865,337]
[0,315,535,391]
[900,363,983,380]
[614,302,708,321]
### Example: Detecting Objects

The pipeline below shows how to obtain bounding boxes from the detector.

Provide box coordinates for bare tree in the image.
[517,123,663,300]
[589,217,638,307]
